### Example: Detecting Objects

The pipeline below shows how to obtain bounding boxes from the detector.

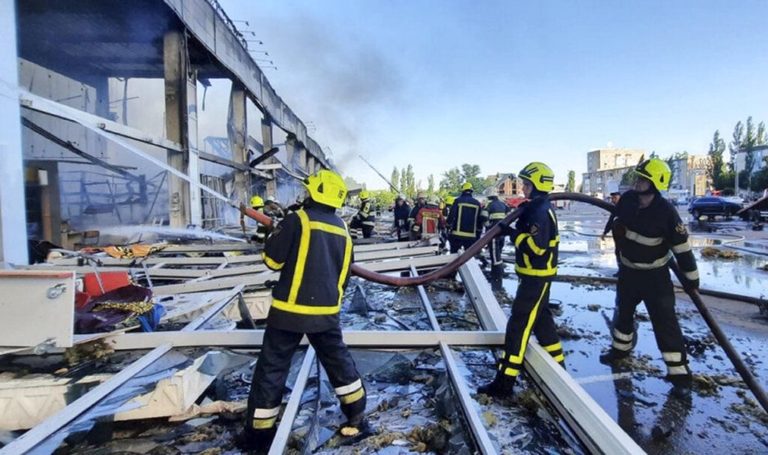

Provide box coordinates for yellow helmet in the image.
[359,190,370,200]
[635,158,671,192]
[250,195,264,208]
[519,162,554,192]
[303,169,348,208]
[445,195,456,205]
[461,182,473,192]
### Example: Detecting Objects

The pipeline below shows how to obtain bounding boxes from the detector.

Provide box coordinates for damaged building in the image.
[0,1,767,455]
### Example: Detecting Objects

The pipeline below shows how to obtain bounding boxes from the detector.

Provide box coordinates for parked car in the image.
[688,197,742,220]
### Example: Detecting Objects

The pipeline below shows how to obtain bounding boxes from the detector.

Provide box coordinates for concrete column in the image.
[285,134,297,173]
[0,0,28,264]
[230,84,249,204]
[164,29,201,227]
[261,116,276,197]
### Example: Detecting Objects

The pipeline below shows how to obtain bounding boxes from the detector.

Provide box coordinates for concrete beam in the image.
[164,29,200,227]
[230,84,249,204]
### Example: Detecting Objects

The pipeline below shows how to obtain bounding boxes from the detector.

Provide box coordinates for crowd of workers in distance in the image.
[239,158,699,453]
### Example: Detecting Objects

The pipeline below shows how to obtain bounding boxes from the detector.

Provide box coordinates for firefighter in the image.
[243,170,366,451]
[413,195,446,240]
[393,194,411,241]
[478,162,563,398]
[350,190,376,238]
[482,188,510,279]
[264,195,286,221]
[599,158,698,394]
[602,191,622,275]
[408,192,427,240]
[446,182,485,253]
[241,195,270,243]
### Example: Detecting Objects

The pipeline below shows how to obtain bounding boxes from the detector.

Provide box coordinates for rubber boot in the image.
[477,373,516,398]
[598,348,630,365]
[237,426,276,454]
[667,373,693,399]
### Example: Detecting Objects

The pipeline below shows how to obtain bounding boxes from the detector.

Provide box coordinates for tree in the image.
[751,156,768,192]
[427,174,435,195]
[440,167,463,194]
[743,116,757,190]
[390,167,399,195]
[405,164,416,198]
[707,130,726,189]
[399,168,406,195]
[729,120,744,173]
[757,121,766,146]
[460,163,487,193]
[565,170,576,192]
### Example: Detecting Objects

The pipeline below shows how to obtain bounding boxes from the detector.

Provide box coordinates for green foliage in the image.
[440,167,463,193]
[729,120,744,172]
[566,170,576,192]
[439,164,488,194]
[369,190,396,209]
[752,157,768,192]
[405,164,416,198]
[427,174,435,195]
[390,167,400,195]
[707,130,726,189]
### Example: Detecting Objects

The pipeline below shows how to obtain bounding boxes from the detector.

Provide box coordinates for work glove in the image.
[681,277,700,293]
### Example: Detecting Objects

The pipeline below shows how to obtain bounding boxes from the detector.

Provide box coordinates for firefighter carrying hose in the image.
[242,169,366,451]
[446,182,485,253]
[481,187,510,279]
[478,162,564,398]
[350,190,376,238]
[599,158,698,395]
[240,195,270,243]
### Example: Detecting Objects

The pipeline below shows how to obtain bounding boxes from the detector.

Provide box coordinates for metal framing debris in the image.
[268,347,316,454]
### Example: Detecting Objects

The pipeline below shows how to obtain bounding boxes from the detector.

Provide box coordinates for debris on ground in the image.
[63,339,115,366]
[700,247,741,259]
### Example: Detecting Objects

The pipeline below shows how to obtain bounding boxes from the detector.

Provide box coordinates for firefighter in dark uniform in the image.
[599,158,698,393]
[446,182,485,253]
[350,190,375,238]
[393,194,411,241]
[243,170,366,451]
[481,188,510,279]
[241,195,270,243]
[478,162,564,398]
[408,192,427,240]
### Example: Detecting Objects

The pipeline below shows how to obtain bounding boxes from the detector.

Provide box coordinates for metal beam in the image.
[459,261,644,454]
[230,84,250,203]
[269,347,315,455]
[92,330,505,351]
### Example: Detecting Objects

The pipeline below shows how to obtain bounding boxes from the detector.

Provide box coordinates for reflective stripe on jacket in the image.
[262,203,353,333]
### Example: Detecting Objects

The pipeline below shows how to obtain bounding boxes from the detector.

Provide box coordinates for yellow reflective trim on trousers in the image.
[549,235,560,247]
[452,230,476,238]
[552,353,565,363]
[672,241,691,254]
[542,342,563,353]
[252,417,277,429]
[272,298,340,315]
[339,387,365,404]
[288,210,312,305]
[503,367,520,377]
[507,282,550,364]
[525,236,546,255]
[514,264,557,277]
[262,252,284,270]
[489,212,506,220]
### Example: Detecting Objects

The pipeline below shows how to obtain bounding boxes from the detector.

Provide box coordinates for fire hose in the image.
[241,192,768,412]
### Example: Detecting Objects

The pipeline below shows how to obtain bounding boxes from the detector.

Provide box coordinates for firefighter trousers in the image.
[488,235,504,267]
[245,325,366,436]
[612,267,689,377]
[449,235,476,254]
[498,277,564,378]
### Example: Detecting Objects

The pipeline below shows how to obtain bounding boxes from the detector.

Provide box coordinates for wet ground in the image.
[8,202,768,454]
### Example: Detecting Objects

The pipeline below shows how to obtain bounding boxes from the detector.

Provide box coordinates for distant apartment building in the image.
[668,154,710,198]
[581,148,646,196]
[484,173,523,197]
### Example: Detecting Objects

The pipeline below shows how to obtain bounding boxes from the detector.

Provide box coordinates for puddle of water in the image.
[498,276,768,454]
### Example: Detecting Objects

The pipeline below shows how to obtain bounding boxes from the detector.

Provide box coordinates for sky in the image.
[217,0,768,190]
